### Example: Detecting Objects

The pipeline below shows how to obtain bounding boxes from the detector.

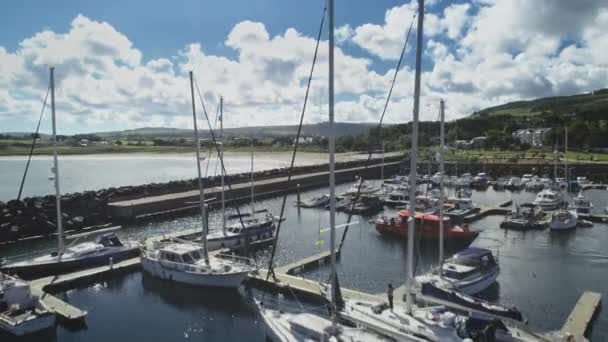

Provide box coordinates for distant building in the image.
[512,128,551,147]
[512,129,533,145]
[531,128,552,147]
[455,137,486,150]
[293,136,314,145]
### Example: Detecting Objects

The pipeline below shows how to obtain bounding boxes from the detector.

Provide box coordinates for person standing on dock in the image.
[387,283,394,310]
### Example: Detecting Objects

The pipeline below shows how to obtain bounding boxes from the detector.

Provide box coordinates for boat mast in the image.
[189,71,209,265]
[328,0,337,333]
[565,126,569,193]
[439,99,445,266]
[406,0,424,314]
[250,139,255,219]
[220,96,226,233]
[50,67,64,256]
[381,141,385,187]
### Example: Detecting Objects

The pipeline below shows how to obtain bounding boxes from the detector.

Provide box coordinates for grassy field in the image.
[442,149,608,163]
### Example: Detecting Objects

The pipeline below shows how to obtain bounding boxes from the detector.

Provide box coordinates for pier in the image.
[561,291,602,341]
[107,161,401,221]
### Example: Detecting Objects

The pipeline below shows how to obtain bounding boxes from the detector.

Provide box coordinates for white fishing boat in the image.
[455,173,473,188]
[141,72,255,289]
[416,248,499,295]
[555,177,568,190]
[471,172,489,188]
[521,174,534,185]
[492,177,509,190]
[532,187,564,210]
[1,69,139,279]
[549,208,578,231]
[0,273,55,336]
[571,192,593,215]
[576,176,589,187]
[524,177,543,192]
[506,177,523,190]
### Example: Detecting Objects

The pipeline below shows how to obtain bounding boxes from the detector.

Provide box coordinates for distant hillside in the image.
[93,122,378,139]
[470,88,608,121]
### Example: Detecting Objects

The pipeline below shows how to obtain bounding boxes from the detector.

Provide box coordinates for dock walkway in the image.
[561,291,602,341]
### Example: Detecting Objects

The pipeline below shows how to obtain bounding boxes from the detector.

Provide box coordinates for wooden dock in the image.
[275,250,340,275]
[561,291,602,341]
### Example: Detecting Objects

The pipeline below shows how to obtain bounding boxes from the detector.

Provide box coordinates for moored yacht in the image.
[343,177,381,196]
[532,187,563,210]
[297,194,330,208]
[571,192,593,215]
[0,273,56,336]
[140,240,254,288]
[1,233,139,278]
[505,177,523,190]
[415,247,499,295]
[549,208,578,231]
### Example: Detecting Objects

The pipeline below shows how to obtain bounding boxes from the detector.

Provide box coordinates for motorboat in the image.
[455,173,473,188]
[492,177,509,190]
[576,176,590,187]
[383,175,407,185]
[415,248,499,296]
[382,190,409,207]
[524,177,543,192]
[445,197,479,222]
[505,177,523,190]
[297,194,329,208]
[374,210,479,246]
[0,273,56,336]
[471,173,490,189]
[532,188,564,210]
[549,208,578,231]
[140,240,254,288]
[1,233,139,279]
[500,204,545,230]
[343,177,380,196]
[555,177,568,190]
[571,192,593,215]
[521,174,534,185]
[254,299,392,342]
[342,195,384,216]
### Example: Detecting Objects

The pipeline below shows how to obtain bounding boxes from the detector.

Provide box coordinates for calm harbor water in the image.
[0,151,380,201]
[2,184,607,341]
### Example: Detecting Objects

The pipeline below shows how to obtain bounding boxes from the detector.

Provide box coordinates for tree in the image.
[115,140,123,146]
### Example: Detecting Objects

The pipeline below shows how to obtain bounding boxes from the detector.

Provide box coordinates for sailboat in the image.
[255,3,397,340]
[140,71,255,288]
[1,68,139,279]
[198,125,277,250]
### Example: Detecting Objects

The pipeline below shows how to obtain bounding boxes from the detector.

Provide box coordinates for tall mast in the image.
[189,71,209,264]
[328,0,337,332]
[439,99,445,265]
[406,0,424,314]
[220,96,226,233]
[565,126,569,193]
[50,67,64,256]
[250,139,255,218]
[381,141,385,187]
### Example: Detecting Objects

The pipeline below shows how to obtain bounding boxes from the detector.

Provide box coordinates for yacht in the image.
[202,213,277,251]
[505,177,523,190]
[549,208,578,231]
[141,71,256,289]
[576,176,589,187]
[555,177,568,190]
[0,273,56,336]
[521,174,534,185]
[445,197,478,222]
[532,188,563,210]
[524,177,543,192]
[140,240,254,288]
[500,204,545,230]
[471,172,490,188]
[415,247,499,295]
[455,173,473,188]
[571,192,593,215]
[2,233,139,278]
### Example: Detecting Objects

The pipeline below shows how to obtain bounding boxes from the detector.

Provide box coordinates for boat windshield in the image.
[182,253,195,264]
[190,250,202,260]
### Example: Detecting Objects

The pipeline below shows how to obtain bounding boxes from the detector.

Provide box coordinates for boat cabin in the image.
[442,247,496,280]
[159,244,204,265]
[96,233,124,247]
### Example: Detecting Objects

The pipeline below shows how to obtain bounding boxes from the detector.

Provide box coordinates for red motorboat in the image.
[375,210,479,245]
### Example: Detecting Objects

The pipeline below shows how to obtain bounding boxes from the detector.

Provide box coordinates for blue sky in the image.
[1,0,607,134]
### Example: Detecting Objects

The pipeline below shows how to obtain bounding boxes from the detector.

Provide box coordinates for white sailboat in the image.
[549,208,578,231]
[1,68,139,279]
[140,72,255,288]
[0,273,55,336]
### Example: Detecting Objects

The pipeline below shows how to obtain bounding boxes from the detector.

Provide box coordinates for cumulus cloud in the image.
[1,1,608,133]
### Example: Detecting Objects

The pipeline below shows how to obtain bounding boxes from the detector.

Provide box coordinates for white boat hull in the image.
[141,257,249,288]
[549,220,577,230]
[0,312,55,336]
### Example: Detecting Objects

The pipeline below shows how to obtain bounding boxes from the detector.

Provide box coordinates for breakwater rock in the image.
[0,156,402,243]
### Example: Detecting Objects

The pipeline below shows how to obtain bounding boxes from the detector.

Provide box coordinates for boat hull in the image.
[205,226,275,251]
[1,247,140,279]
[140,258,248,288]
[375,222,479,246]
[0,311,56,336]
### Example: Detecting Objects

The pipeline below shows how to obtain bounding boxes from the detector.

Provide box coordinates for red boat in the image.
[375,210,479,245]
